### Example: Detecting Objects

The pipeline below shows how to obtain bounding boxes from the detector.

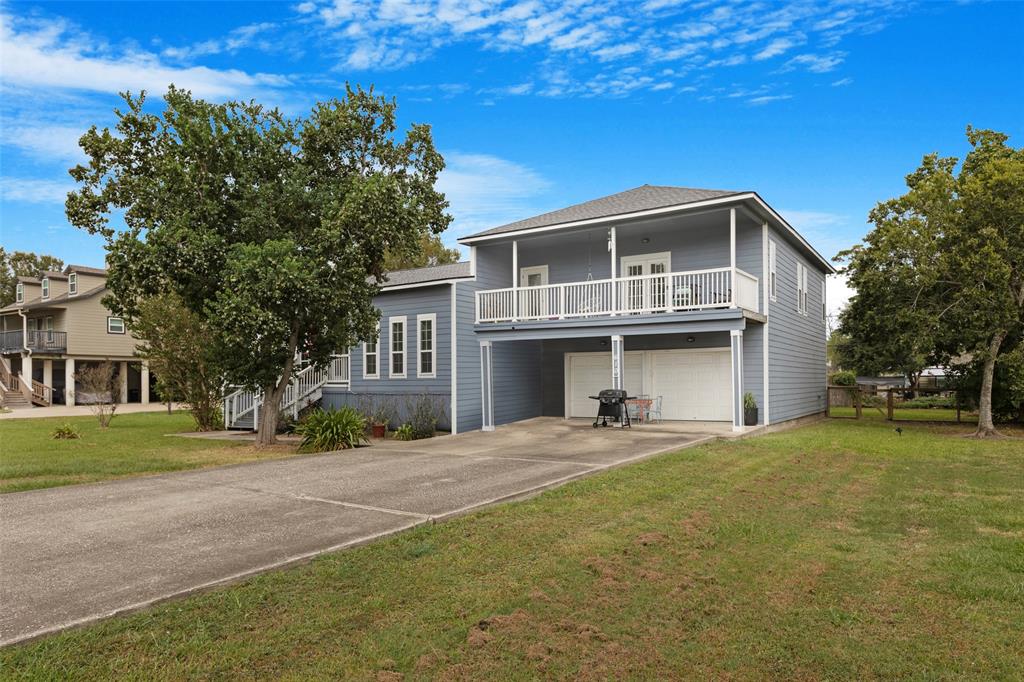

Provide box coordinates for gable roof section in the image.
[462,185,740,240]
[64,264,107,276]
[379,262,472,290]
[1,284,107,313]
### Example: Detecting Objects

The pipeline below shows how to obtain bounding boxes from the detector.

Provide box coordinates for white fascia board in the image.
[378,277,475,292]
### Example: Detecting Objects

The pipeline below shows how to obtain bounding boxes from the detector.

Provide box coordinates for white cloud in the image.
[784,52,846,73]
[0,177,74,203]
[436,152,552,238]
[161,22,277,60]
[753,37,797,61]
[831,77,853,86]
[826,272,854,321]
[0,12,290,100]
[748,94,791,105]
[0,124,86,164]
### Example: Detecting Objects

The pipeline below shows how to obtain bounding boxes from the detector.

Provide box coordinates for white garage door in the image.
[567,352,643,418]
[649,349,732,421]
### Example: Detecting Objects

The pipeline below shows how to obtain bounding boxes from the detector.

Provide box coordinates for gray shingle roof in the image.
[1,284,106,313]
[380,261,472,289]
[462,185,742,240]
[64,264,107,276]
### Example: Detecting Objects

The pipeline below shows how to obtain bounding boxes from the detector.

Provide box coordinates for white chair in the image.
[645,396,663,423]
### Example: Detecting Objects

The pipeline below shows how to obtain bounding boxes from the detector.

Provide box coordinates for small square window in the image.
[107,317,125,334]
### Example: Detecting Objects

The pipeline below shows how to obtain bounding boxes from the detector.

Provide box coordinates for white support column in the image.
[731,329,744,431]
[729,208,737,308]
[511,240,519,322]
[42,359,52,389]
[65,357,75,406]
[480,340,494,432]
[22,354,32,387]
[611,335,624,391]
[609,226,618,315]
[762,221,770,426]
[141,360,151,404]
[119,360,129,403]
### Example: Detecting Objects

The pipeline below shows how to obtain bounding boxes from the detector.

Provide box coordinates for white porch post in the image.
[480,340,494,431]
[731,329,744,431]
[762,221,770,426]
[141,360,151,404]
[42,359,52,389]
[611,335,624,391]
[65,357,75,406]
[729,208,737,308]
[511,240,519,322]
[22,353,32,387]
[119,360,129,403]
[609,226,617,315]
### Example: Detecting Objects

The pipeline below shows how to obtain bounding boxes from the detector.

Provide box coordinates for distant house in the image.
[0,265,152,408]
[226,185,835,432]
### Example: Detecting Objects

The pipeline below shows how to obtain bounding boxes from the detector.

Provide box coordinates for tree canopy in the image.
[383,233,461,272]
[837,127,1023,436]
[67,85,451,444]
[0,249,64,307]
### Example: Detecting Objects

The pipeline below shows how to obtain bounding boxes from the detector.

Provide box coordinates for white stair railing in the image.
[223,357,347,429]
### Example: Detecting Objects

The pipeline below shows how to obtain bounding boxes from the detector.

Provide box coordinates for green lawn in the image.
[3,419,1022,679]
[0,412,298,493]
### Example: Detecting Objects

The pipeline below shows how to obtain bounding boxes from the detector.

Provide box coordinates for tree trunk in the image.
[254,329,300,447]
[974,330,1006,438]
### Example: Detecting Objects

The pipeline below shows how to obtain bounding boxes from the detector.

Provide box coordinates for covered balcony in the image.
[0,330,68,354]
[472,205,764,325]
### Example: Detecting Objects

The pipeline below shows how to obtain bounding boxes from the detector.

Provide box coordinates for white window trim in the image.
[518,264,549,287]
[417,313,437,379]
[107,316,125,334]
[68,273,78,296]
[768,240,777,302]
[821,279,827,323]
[15,283,23,304]
[389,315,407,379]
[363,324,380,379]
[41,278,49,299]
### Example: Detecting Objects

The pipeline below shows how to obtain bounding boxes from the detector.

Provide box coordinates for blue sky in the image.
[1,0,1022,315]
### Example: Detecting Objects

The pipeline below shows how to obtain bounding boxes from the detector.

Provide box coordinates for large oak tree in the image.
[67,85,450,444]
[837,127,1023,437]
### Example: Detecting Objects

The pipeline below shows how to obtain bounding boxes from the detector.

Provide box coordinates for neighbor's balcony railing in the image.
[476,267,759,323]
[0,330,68,353]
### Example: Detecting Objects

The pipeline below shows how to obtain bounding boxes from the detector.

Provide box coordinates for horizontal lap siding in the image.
[493,340,543,425]
[768,227,828,422]
[329,284,453,428]
[742,324,765,423]
[456,245,511,433]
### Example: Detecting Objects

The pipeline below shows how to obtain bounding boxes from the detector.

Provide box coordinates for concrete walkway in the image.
[0,402,185,420]
[0,418,743,646]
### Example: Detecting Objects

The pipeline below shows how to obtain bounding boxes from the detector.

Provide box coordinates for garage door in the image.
[649,349,731,421]
[567,352,644,418]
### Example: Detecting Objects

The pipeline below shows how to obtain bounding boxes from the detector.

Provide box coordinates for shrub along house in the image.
[0,265,153,408]
[225,185,834,433]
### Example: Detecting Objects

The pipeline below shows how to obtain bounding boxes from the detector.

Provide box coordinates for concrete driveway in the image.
[0,418,736,646]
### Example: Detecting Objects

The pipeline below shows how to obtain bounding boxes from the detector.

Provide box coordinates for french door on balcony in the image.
[620,253,670,313]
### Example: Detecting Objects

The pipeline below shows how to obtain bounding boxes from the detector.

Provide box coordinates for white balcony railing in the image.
[476,267,759,323]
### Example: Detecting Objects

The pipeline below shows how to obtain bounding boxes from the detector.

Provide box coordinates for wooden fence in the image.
[826,385,967,422]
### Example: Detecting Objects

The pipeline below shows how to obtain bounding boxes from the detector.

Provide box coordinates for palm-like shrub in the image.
[294,407,368,453]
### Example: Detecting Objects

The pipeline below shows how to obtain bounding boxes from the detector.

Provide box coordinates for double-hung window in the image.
[390,316,406,378]
[417,314,436,378]
[796,262,809,316]
[68,273,78,295]
[363,324,379,379]
[15,283,23,304]
[768,240,777,302]
[821,280,827,323]
[41,278,50,299]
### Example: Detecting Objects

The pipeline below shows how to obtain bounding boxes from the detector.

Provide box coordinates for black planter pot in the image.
[744,406,758,426]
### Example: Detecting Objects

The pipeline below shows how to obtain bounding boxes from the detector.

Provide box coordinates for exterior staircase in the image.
[223,356,349,430]
[0,358,33,410]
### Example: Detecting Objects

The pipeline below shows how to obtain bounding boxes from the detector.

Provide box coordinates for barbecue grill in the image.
[589,389,633,428]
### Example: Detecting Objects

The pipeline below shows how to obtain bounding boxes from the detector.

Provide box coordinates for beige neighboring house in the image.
[0,265,153,409]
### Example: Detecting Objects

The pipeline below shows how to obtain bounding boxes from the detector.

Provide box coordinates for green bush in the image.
[394,424,415,441]
[294,407,368,453]
[830,370,857,386]
[51,423,80,440]
[900,395,956,409]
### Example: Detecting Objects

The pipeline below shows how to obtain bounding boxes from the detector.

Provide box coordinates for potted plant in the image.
[369,398,396,439]
[743,392,758,426]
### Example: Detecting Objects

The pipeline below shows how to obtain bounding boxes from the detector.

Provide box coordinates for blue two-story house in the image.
[224,185,832,433]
